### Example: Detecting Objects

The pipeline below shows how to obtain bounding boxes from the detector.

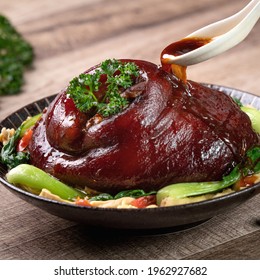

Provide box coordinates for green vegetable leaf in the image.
[0,114,41,169]
[0,125,29,169]
[67,59,140,117]
[114,189,157,199]
[88,189,157,202]
[245,146,260,173]
[89,193,114,201]
[232,97,243,107]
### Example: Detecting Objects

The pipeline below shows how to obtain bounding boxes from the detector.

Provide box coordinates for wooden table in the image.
[0,0,259,260]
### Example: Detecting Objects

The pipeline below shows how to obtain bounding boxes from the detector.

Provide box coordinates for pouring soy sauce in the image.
[160,37,212,82]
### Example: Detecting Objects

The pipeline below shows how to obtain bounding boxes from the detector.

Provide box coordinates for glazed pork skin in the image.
[28,60,259,193]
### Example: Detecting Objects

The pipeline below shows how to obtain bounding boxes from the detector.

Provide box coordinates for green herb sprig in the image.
[67,59,140,117]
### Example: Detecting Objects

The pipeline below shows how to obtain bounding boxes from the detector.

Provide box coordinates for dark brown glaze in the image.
[28,59,259,193]
[161,37,212,60]
[161,37,212,81]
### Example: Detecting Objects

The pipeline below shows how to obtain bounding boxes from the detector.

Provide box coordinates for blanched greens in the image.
[6,164,86,201]
[0,114,41,169]
[156,146,260,205]
[89,189,156,201]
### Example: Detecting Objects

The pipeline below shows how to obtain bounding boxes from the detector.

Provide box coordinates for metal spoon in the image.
[162,0,260,66]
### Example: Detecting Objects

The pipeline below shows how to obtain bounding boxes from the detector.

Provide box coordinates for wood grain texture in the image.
[184,229,260,260]
[0,196,259,260]
[0,0,259,260]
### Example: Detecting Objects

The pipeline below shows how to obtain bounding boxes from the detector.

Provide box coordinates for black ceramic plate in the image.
[0,84,260,232]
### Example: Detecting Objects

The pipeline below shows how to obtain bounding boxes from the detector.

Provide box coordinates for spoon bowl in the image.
[162,0,260,66]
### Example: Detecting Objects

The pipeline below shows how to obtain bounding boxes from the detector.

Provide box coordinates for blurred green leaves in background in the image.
[0,15,34,95]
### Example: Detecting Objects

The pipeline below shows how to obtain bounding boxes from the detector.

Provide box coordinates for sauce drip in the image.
[160,37,212,82]
[160,37,251,162]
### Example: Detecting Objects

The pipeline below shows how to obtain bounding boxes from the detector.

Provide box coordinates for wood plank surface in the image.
[0,0,259,260]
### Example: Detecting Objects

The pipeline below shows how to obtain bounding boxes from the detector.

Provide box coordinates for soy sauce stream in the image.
[160,37,212,82]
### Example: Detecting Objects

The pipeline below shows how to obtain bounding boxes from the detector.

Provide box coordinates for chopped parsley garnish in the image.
[0,15,34,95]
[67,59,140,117]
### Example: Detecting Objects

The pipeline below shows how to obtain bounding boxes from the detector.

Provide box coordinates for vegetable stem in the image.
[6,164,86,201]
[19,113,42,137]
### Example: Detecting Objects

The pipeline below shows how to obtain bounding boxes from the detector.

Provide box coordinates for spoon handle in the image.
[164,0,260,66]
[188,0,260,38]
